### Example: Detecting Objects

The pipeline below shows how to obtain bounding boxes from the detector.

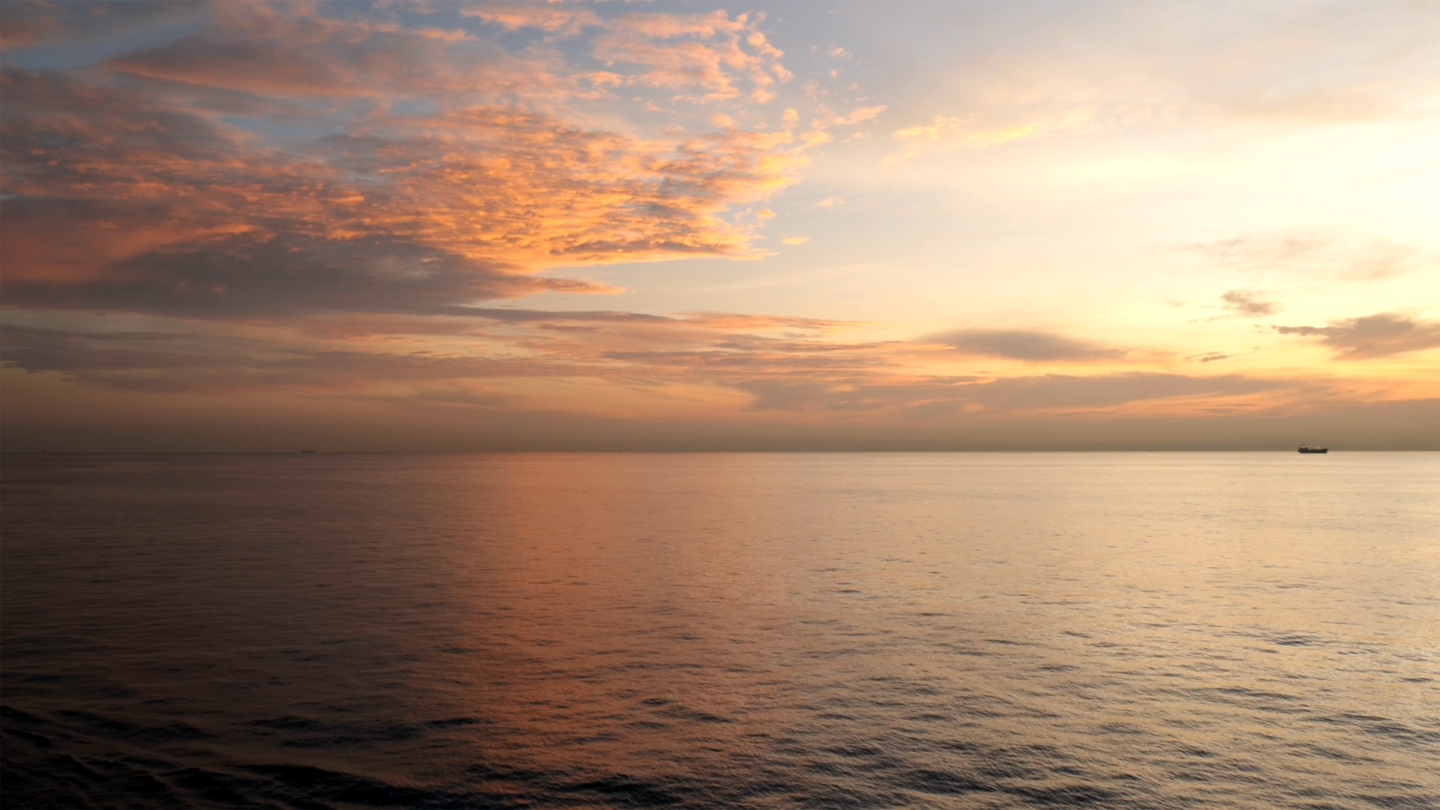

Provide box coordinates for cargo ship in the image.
[1298,445,1328,454]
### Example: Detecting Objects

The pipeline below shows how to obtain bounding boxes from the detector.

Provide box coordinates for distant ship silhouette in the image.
[1298,445,1328,454]
[300,449,316,454]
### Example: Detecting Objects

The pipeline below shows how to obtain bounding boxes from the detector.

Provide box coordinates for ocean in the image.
[2,452,1436,809]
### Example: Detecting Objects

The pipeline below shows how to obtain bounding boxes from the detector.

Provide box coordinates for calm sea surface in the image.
[2,453,1437,809]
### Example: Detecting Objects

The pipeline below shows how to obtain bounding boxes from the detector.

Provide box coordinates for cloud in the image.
[102,4,552,100]
[0,0,201,48]
[926,329,1126,362]
[460,5,601,36]
[1275,313,1440,360]
[0,323,571,394]
[738,378,970,412]
[3,317,1285,420]
[0,0,64,47]
[672,312,845,331]
[0,305,858,395]
[893,116,1035,145]
[589,10,790,103]
[1220,289,1277,317]
[886,115,1041,163]
[780,236,809,246]
[735,372,1289,414]
[813,105,887,129]
[4,299,1426,449]
[1,4,812,321]
[1185,352,1235,364]
[0,228,610,319]
[965,372,1285,412]
[1187,234,1328,269]
[325,308,845,332]
[1184,234,1429,282]
[8,263,875,391]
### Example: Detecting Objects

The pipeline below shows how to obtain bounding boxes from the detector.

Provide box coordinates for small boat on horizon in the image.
[300,449,316,454]
[1298,445,1328,454]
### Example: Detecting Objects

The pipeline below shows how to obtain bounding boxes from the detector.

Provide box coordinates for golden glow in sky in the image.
[1,1,1437,449]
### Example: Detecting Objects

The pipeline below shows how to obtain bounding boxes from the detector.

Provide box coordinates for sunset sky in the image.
[2,0,1437,450]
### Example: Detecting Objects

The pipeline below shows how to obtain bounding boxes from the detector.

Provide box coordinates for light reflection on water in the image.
[2,452,1437,808]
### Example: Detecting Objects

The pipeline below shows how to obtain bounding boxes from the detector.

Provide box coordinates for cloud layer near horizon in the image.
[1,308,1420,428]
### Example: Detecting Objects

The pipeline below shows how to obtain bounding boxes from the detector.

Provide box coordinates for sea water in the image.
[2,452,1437,808]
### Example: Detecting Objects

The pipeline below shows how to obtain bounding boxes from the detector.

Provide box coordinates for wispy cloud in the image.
[925,329,1126,362]
[887,115,1041,163]
[1185,234,1428,281]
[0,0,202,48]
[1219,289,1277,317]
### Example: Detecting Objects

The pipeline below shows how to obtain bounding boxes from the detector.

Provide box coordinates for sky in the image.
[1,0,1437,451]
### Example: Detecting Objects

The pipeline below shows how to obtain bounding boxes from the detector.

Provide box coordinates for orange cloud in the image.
[1,4,811,318]
[460,5,601,36]
[812,104,887,130]
[887,115,1040,163]
[590,10,790,103]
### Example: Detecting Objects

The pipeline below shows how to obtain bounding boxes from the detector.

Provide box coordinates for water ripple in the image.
[3,452,1437,809]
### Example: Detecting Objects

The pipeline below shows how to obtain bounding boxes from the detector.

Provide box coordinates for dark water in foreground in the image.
[2,453,1437,809]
